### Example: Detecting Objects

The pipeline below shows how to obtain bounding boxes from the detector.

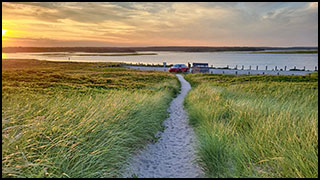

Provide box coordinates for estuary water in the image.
[3,51,318,70]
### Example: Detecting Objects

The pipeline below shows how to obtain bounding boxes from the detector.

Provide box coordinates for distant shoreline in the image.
[252,50,318,54]
[2,46,318,53]
[33,52,158,56]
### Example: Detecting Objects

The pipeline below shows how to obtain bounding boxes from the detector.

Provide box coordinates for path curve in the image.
[121,74,204,178]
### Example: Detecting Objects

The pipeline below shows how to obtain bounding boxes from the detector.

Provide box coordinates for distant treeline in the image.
[2,47,136,53]
[2,46,318,53]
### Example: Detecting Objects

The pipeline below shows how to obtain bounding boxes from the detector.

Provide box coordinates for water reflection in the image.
[2,51,318,70]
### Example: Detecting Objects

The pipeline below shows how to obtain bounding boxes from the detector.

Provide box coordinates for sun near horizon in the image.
[2,29,7,36]
[2,2,318,47]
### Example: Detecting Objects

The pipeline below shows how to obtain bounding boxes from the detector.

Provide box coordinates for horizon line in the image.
[3,46,318,48]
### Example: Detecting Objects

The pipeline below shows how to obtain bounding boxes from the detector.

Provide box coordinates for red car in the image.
[169,64,189,73]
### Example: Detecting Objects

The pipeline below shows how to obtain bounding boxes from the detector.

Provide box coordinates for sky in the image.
[2,2,318,47]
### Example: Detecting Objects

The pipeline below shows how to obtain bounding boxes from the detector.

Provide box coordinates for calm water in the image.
[3,51,318,70]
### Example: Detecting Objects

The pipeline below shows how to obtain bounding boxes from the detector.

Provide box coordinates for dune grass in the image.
[2,59,180,178]
[184,73,318,178]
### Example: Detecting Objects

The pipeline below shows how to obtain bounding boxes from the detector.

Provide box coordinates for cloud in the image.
[308,2,318,9]
[2,2,318,47]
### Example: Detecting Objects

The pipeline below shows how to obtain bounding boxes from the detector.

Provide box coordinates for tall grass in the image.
[184,73,318,178]
[2,59,180,178]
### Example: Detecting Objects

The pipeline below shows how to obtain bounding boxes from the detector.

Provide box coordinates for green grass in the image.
[184,73,318,178]
[2,59,180,178]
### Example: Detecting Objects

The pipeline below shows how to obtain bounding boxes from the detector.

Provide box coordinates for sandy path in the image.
[121,74,204,178]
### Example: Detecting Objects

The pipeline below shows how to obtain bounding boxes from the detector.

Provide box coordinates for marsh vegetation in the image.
[2,59,179,178]
[184,73,318,178]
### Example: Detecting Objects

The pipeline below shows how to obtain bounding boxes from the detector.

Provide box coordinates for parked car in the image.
[191,63,209,73]
[169,64,189,72]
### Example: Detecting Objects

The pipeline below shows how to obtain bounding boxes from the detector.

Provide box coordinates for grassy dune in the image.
[184,73,318,178]
[2,59,179,178]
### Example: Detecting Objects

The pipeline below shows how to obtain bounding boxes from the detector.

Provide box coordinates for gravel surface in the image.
[121,74,205,178]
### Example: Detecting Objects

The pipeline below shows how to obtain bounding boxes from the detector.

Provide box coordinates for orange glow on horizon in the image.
[1,2,318,47]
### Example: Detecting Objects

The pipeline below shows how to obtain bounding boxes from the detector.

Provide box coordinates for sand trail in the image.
[122,74,204,178]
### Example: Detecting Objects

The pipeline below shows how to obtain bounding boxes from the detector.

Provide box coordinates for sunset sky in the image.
[2,2,318,47]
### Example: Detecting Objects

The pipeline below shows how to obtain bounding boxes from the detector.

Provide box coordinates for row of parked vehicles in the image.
[168,63,209,73]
